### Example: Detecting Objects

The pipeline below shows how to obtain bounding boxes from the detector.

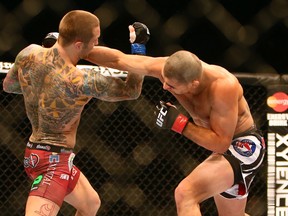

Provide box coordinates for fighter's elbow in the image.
[3,85,8,93]
[125,77,144,100]
[3,79,8,91]
[127,90,142,100]
[3,88,21,94]
[215,141,231,153]
[3,83,22,94]
[3,83,13,93]
[215,148,228,154]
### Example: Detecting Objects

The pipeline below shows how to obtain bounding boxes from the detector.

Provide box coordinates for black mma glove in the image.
[155,101,189,134]
[42,32,59,48]
[129,22,150,55]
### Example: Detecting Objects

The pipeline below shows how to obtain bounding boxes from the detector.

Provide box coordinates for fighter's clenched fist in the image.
[42,32,59,48]
[155,101,189,134]
[129,22,150,55]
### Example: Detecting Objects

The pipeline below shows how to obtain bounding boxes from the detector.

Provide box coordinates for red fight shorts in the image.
[24,141,80,206]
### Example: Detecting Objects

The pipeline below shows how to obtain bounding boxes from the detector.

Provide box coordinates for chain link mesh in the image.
[0,76,267,216]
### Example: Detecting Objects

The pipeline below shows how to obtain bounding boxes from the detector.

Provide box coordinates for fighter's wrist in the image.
[131,43,146,55]
[171,114,189,134]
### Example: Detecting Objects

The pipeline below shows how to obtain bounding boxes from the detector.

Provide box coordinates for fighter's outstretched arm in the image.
[86,46,166,80]
[86,22,166,80]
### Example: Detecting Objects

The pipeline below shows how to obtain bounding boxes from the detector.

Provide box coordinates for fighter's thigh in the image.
[180,154,235,200]
[64,172,100,210]
[214,194,247,216]
[25,196,60,216]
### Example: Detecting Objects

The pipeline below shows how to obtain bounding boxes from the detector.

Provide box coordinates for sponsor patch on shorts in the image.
[24,153,40,168]
[31,175,43,191]
[232,139,256,157]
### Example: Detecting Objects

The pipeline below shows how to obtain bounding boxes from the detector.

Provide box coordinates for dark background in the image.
[0,0,287,74]
[0,1,284,215]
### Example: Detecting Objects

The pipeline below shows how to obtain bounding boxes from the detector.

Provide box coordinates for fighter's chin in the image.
[167,90,178,95]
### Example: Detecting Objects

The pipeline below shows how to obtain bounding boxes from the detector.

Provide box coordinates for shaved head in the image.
[59,10,100,46]
[164,50,202,83]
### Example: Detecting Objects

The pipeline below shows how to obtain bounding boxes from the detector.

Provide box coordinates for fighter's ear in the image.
[74,41,83,50]
[191,80,200,89]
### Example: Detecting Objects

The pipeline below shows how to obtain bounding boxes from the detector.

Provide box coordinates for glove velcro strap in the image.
[171,114,188,134]
[131,43,146,55]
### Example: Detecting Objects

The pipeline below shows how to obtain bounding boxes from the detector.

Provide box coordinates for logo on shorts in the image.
[24,153,40,168]
[31,175,43,191]
[36,144,51,151]
[232,139,256,157]
[70,167,78,181]
[68,153,75,172]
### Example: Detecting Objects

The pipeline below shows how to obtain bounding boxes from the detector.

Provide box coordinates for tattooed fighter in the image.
[3,10,148,216]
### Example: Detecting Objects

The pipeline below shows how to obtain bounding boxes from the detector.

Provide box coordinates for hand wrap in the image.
[129,22,150,55]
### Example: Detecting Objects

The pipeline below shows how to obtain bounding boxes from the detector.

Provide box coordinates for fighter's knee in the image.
[174,182,202,214]
[174,181,198,205]
[174,183,186,204]
[78,191,101,216]
[89,191,101,213]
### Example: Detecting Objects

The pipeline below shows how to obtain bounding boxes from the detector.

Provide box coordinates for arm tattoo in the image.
[3,62,22,94]
[80,68,144,101]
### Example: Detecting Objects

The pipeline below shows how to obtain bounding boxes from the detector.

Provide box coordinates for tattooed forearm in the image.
[80,68,143,101]
[81,68,109,96]
[124,73,144,99]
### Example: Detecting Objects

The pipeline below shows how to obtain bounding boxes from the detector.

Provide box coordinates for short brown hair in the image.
[59,10,100,46]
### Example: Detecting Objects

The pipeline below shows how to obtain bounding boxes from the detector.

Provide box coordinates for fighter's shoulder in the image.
[205,63,237,82]
[217,73,239,89]
[208,67,238,93]
[22,44,43,52]
[18,44,43,57]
